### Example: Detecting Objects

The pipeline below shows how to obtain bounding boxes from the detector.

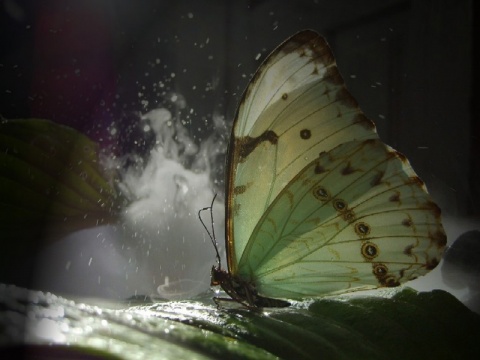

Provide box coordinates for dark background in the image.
[1,0,478,220]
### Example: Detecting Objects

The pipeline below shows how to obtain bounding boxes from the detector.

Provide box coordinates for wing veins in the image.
[247,141,368,267]
[253,145,431,276]
[240,40,311,134]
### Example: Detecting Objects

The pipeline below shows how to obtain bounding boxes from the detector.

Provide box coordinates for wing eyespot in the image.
[372,264,400,287]
[333,199,347,212]
[300,129,311,139]
[313,186,330,201]
[355,222,371,237]
[372,263,388,278]
[361,242,379,260]
[281,93,288,100]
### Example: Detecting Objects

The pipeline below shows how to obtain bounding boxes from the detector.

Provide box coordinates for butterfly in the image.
[209,30,446,308]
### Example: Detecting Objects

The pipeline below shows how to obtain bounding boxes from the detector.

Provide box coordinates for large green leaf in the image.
[1,285,478,359]
[0,118,124,269]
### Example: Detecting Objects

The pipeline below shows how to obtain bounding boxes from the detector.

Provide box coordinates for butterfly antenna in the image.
[198,194,222,268]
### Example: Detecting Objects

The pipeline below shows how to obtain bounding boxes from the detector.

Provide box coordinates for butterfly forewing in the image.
[228,31,378,272]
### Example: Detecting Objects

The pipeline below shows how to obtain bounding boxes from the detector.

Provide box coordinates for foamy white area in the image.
[34,107,226,301]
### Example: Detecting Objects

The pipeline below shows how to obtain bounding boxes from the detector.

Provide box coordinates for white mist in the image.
[34,107,225,301]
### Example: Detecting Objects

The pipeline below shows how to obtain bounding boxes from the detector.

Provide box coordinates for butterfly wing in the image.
[236,139,446,299]
[227,30,378,274]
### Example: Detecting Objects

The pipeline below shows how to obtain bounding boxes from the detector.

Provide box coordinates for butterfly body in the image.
[211,266,290,308]
[212,30,446,307]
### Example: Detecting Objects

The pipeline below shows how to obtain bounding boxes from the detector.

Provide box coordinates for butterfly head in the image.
[210,265,225,286]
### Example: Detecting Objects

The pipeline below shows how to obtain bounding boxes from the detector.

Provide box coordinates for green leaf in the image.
[1,285,479,359]
[0,118,125,268]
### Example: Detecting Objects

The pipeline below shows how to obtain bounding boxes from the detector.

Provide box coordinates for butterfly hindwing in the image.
[236,139,445,299]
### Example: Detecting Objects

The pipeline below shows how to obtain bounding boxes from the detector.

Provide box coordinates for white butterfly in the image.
[210,30,446,308]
